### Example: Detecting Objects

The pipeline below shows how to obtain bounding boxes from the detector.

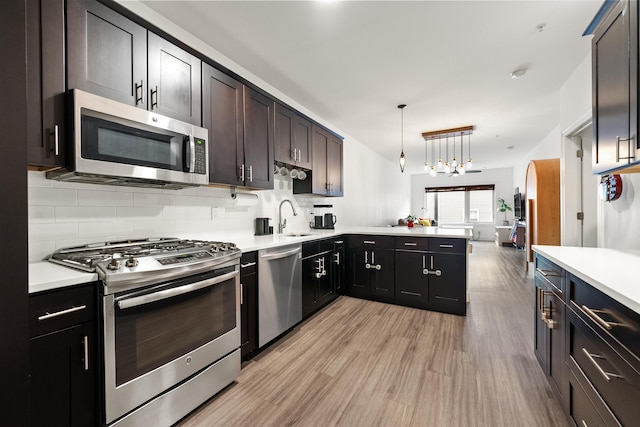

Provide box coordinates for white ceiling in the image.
[139,0,602,174]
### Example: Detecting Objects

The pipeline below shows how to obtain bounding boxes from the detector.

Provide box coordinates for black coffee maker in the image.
[310,204,336,229]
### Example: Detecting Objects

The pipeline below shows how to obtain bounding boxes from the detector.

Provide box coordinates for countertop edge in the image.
[532,245,640,315]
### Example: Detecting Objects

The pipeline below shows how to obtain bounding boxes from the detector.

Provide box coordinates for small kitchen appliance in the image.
[255,217,272,235]
[48,237,241,427]
[309,204,337,229]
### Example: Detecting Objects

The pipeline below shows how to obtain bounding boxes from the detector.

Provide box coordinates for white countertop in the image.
[533,245,640,315]
[28,226,472,294]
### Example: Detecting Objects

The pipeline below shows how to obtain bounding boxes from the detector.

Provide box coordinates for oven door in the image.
[102,265,239,424]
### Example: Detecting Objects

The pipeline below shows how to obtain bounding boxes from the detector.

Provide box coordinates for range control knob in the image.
[107,257,121,271]
[125,257,139,268]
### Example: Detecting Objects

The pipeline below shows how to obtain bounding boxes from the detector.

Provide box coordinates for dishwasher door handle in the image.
[260,246,301,261]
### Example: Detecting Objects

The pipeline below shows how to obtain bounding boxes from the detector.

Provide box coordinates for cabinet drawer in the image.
[535,254,564,296]
[348,235,394,248]
[29,284,96,337]
[569,273,640,359]
[302,238,334,258]
[569,310,640,426]
[394,236,428,251]
[241,251,258,274]
[569,373,610,427]
[427,238,466,253]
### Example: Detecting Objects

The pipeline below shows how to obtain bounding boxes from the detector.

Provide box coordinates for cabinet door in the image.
[534,283,547,369]
[370,249,394,298]
[240,252,258,359]
[311,125,329,195]
[592,0,636,173]
[428,253,466,315]
[293,114,313,170]
[332,242,345,293]
[202,63,244,186]
[347,247,371,297]
[26,0,65,167]
[546,291,567,408]
[243,87,274,189]
[67,0,147,107]
[29,322,95,427]
[147,32,201,125]
[274,103,295,165]
[394,250,428,306]
[302,256,318,319]
[316,252,335,306]
[326,134,343,196]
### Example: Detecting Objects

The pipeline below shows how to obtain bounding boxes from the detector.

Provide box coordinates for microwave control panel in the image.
[194,138,207,175]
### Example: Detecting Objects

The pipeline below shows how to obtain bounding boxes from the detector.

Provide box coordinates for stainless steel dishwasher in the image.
[258,243,302,347]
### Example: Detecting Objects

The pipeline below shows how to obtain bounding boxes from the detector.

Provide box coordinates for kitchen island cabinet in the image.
[302,238,339,319]
[533,245,640,426]
[28,283,97,427]
[346,235,395,300]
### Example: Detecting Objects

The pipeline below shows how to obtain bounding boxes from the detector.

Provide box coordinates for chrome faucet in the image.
[278,199,298,234]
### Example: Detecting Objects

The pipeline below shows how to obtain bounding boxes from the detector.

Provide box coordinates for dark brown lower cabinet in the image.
[240,252,258,360]
[302,239,340,319]
[28,283,97,427]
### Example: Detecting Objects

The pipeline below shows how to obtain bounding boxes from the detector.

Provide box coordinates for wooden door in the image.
[67,0,146,106]
[243,87,274,189]
[202,63,244,186]
[147,32,201,125]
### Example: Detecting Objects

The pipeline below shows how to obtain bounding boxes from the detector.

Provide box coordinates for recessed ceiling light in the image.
[507,146,515,150]
[510,69,527,79]
[536,23,547,32]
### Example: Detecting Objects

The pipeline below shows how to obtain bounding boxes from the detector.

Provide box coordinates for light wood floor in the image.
[177,242,568,427]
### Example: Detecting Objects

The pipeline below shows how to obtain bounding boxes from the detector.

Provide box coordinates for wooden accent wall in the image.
[525,159,561,263]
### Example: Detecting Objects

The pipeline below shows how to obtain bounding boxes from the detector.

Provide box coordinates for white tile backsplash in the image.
[55,206,117,222]
[77,190,133,206]
[78,221,133,238]
[29,187,77,206]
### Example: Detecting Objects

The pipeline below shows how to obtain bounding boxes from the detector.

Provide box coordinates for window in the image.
[424,185,495,224]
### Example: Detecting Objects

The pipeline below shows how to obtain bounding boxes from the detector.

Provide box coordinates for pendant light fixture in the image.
[398,104,407,173]
[421,125,475,177]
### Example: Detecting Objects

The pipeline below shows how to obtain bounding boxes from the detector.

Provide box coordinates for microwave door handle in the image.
[116,270,239,309]
[183,136,195,172]
[189,136,196,172]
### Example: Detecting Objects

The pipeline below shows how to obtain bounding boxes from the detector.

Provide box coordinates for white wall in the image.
[410,167,513,241]
[598,174,640,249]
[512,125,562,195]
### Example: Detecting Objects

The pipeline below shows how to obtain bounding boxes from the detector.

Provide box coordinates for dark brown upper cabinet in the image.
[274,103,313,170]
[66,0,201,125]
[591,0,640,173]
[202,63,274,189]
[294,124,343,197]
[26,0,66,168]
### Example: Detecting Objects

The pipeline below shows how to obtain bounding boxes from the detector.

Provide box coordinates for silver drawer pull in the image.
[363,240,376,244]
[581,348,624,382]
[401,291,421,296]
[581,305,624,331]
[38,305,87,321]
[404,242,417,246]
[83,336,89,371]
[241,262,257,268]
[581,420,588,427]
[439,244,454,248]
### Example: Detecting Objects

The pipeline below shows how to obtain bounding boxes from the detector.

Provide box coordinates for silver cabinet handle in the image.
[150,85,158,109]
[422,255,428,275]
[240,283,243,305]
[240,164,245,181]
[53,125,59,156]
[581,305,623,331]
[439,244,454,248]
[38,304,87,321]
[616,135,636,162]
[117,270,239,309]
[430,255,434,270]
[363,241,376,245]
[249,165,253,182]
[404,242,417,246]
[375,264,381,270]
[241,262,256,268]
[334,252,340,265]
[371,251,375,265]
[135,80,144,105]
[83,336,89,371]
[581,421,588,427]
[581,348,624,382]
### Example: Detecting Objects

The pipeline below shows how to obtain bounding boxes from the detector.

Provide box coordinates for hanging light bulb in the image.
[458,163,466,175]
[458,132,465,174]
[398,104,407,172]
[451,134,458,168]
[437,135,443,170]
[424,138,429,171]
[466,132,473,169]
[429,166,437,177]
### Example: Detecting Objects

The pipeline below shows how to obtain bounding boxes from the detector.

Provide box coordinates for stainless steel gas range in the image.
[49,237,242,427]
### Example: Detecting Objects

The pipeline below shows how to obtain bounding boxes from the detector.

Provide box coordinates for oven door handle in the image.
[116,270,239,310]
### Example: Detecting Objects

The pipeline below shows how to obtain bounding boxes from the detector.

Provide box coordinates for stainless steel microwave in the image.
[46,90,209,189]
